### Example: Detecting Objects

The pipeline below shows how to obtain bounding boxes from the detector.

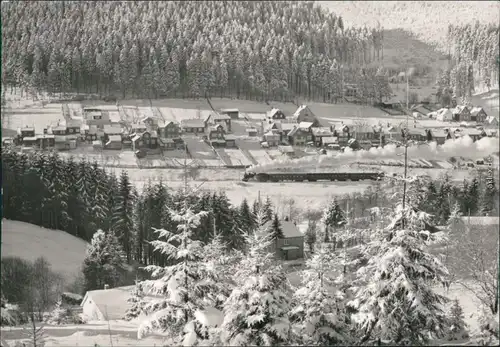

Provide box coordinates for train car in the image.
[242,171,384,182]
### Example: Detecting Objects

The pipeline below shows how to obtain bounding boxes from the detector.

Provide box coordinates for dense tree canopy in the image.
[1,1,386,102]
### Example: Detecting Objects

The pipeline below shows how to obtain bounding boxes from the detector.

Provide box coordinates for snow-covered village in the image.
[1,1,499,347]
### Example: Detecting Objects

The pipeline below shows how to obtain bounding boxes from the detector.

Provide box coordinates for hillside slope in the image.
[319,1,499,49]
[1,219,89,282]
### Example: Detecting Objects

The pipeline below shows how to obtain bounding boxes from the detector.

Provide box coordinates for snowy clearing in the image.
[1,219,88,282]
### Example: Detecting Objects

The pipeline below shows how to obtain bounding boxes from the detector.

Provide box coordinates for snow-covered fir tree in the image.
[124,281,145,321]
[137,185,223,345]
[201,229,232,310]
[220,210,292,346]
[321,199,347,244]
[446,299,469,341]
[82,229,125,292]
[349,204,450,345]
[291,243,350,346]
[45,300,71,325]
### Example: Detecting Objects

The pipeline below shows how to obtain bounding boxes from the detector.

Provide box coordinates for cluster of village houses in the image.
[10,101,499,154]
[261,103,498,151]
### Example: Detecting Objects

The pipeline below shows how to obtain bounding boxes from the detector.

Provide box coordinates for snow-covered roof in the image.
[209,112,231,121]
[36,134,55,139]
[224,134,237,141]
[293,105,308,118]
[298,121,314,129]
[246,127,257,133]
[181,119,206,128]
[52,125,67,132]
[220,108,239,113]
[470,107,485,116]
[103,125,122,134]
[264,131,278,137]
[264,220,303,238]
[278,145,294,153]
[81,285,160,321]
[131,123,147,129]
[486,116,498,124]
[268,108,281,118]
[107,135,122,142]
[312,127,333,136]
[322,136,338,144]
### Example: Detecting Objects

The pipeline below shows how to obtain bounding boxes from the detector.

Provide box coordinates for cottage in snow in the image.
[81,285,160,321]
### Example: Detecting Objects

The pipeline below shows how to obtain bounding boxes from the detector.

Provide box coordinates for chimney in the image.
[104,284,109,290]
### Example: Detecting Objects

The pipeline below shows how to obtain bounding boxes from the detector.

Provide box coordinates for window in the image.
[284,239,289,245]
[94,115,102,120]
[69,128,74,133]
[75,128,80,133]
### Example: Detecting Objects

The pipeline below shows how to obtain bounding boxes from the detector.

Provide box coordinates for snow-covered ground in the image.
[1,320,168,347]
[1,219,88,282]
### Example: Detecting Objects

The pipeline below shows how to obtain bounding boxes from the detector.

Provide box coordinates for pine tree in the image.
[262,196,274,223]
[321,199,347,245]
[45,300,71,325]
[269,213,284,240]
[137,188,221,345]
[291,243,350,345]
[124,282,145,321]
[446,299,469,341]
[305,221,317,254]
[238,198,255,233]
[82,229,125,292]
[350,204,449,345]
[111,170,135,263]
[201,230,232,310]
[220,210,291,346]
[480,167,498,216]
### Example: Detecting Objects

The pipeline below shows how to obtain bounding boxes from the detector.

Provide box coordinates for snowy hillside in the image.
[1,219,88,281]
[319,1,500,49]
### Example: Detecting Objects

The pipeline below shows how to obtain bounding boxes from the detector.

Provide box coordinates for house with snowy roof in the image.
[292,105,323,127]
[435,108,454,122]
[81,285,161,321]
[263,218,304,261]
[470,107,488,123]
[452,105,471,122]
[484,116,499,128]
[267,108,287,120]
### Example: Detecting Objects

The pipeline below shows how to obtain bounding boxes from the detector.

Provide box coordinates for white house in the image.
[81,285,161,321]
[435,108,453,122]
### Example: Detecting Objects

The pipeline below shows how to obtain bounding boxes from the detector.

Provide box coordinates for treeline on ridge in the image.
[0,1,389,103]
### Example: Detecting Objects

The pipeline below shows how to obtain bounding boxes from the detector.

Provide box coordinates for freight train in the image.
[242,171,385,182]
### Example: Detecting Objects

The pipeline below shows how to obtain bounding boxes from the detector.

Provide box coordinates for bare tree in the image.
[447,221,499,315]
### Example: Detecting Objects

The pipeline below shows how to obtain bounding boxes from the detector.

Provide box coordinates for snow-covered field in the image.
[1,320,168,347]
[223,149,253,166]
[1,219,88,282]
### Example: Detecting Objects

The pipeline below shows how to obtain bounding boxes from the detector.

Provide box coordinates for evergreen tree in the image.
[305,221,317,253]
[238,198,255,232]
[291,244,350,345]
[321,199,347,245]
[262,196,274,223]
[137,189,220,345]
[111,170,135,263]
[269,213,284,240]
[124,282,145,321]
[220,211,291,346]
[446,299,469,341]
[350,204,449,345]
[82,229,125,292]
[45,300,71,325]
[480,167,498,216]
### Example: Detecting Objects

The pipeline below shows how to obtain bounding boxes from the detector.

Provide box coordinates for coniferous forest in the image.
[2,147,498,268]
[0,1,389,103]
